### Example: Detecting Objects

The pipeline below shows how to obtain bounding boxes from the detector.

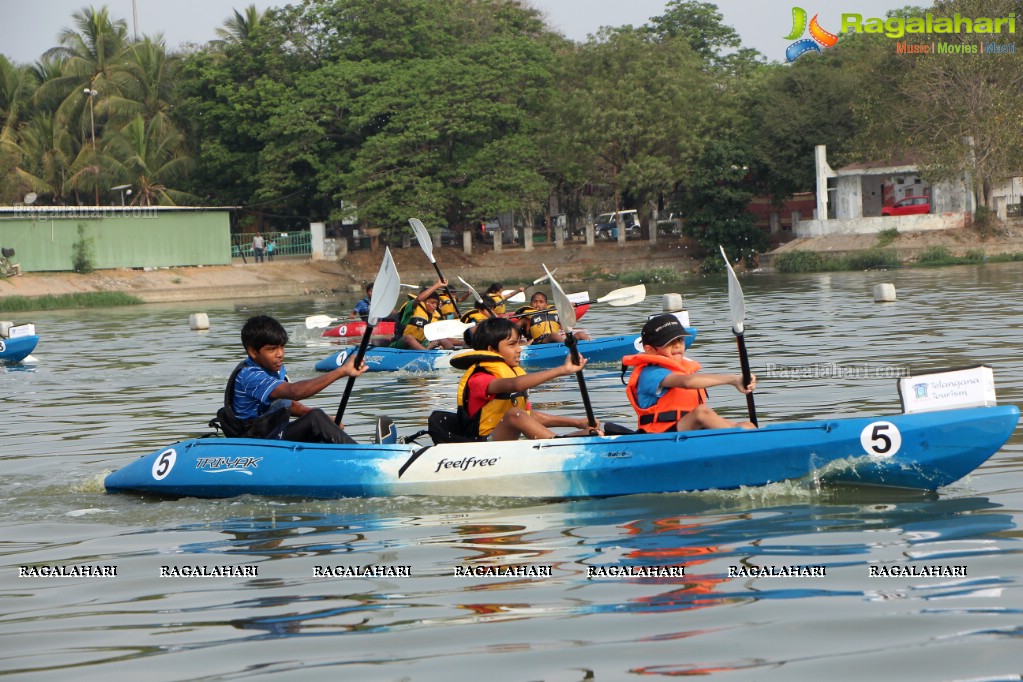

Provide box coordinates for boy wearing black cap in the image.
[622,314,757,432]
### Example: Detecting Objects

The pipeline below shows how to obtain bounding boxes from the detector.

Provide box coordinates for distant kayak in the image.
[322,304,591,339]
[313,329,696,373]
[0,334,38,363]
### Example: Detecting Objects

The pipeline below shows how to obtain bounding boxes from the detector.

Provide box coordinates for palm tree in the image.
[35,7,132,142]
[214,5,266,45]
[14,111,77,204]
[104,114,194,205]
[115,36,181,129]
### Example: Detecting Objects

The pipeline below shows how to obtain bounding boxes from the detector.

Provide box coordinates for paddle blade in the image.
[305,315,337,329]
[719,245,746,334]
[503,290,527,304]
[368,247,401,325]
[424,318,474,341]
[458,276,484,303]
[598,284,646,307]
[408,218,436,263]
[543,263,577,329]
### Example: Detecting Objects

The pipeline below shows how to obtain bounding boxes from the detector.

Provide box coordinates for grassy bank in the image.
[773,248,1023,273]
[0,291,143,313]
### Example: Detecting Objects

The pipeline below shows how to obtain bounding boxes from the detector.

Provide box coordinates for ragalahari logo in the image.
[784,7,839,62]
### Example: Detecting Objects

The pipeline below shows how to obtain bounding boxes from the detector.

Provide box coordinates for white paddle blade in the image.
[368,247,402,325]
[458,276,484,303]
[597,284,647,306]
[543,263,577,329]
[424,319,474,341]
[719,245,746,334]
[532,269,555,285]
[304,315,337,329]
[503,290,527,304]
[408,218,436,263]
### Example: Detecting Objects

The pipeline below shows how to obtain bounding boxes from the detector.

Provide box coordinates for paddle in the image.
[335,247,401,424]
[543,263,597,430]
[575,284,646,307]
[719,245,758,427]
[409,218,461,317]
[304,314,337,330]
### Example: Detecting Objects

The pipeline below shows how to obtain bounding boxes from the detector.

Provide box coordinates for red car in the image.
[882,196,931,216]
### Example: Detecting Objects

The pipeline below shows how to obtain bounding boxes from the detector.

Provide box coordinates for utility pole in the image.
[84,88,99,206]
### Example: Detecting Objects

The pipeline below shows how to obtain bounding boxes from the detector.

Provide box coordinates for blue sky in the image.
[1,0,912,65]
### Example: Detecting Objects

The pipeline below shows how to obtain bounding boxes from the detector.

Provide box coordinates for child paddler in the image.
[390,278,456,350]
[622,314,757,432]
[449,317,602,440]
[515,291,592,344]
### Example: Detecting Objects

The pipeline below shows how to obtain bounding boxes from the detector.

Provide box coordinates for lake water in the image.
[2,263,1023,681]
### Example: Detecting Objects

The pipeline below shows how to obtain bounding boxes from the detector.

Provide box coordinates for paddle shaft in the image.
[734,331,758,427]
[564,332,597,429]
[335,324,374,424]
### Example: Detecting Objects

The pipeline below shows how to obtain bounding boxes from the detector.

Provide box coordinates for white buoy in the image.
[189,313,210,330]
[661,293,691,327]
[873,283,897,303]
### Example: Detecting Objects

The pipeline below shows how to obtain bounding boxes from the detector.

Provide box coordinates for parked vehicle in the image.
[882,196,931,216]
[594,210,641,240]
[439,228,461,246]
[478,219,514,244]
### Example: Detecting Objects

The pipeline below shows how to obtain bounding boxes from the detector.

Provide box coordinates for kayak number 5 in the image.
[152,448,177,480]
[860,421,902,458]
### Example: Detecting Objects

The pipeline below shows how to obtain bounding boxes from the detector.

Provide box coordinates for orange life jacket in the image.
[621,353,706,433]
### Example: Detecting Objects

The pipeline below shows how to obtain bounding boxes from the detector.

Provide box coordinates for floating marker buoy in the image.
[189,312,210,330]
[661,293,691,326]
[873,283,897,302]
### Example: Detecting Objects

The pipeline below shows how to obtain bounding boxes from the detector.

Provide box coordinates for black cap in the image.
[641,314,690,347]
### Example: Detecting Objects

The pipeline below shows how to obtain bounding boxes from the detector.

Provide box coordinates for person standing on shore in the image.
[252,233,265,263]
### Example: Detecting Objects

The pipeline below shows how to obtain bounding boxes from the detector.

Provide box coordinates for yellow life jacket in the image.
[439,294,457,319]
[521,305,562,342]
[486,293,507,315]
[452,350,529,437]
[460,308,491,325]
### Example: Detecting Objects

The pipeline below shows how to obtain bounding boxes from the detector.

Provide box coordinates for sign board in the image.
[8,323,35,338]
[899,365,996,414]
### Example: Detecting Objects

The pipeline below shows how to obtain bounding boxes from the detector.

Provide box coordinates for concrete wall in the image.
[794,212,969,238]
[0,207,231,272]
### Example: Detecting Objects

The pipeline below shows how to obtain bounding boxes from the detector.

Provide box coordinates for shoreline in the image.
[4,225,1023,306]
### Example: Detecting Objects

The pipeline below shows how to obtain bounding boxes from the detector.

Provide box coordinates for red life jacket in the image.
[621,353,706,432]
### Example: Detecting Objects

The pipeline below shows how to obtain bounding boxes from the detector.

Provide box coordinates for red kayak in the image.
[322,304,591,339]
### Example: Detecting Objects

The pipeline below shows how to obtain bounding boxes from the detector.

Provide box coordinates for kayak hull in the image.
[104,405,1020,500]
[313,331,694,373]
[0,335,38,363]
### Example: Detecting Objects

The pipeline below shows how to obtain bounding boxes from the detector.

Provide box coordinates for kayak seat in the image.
[603,421,637,436]
[427,410,482,444]
[373,416,397,445]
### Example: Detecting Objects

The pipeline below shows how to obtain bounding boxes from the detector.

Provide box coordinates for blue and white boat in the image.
[104,404,1019,500]
[313,331,695,373]
[0,326,38,363]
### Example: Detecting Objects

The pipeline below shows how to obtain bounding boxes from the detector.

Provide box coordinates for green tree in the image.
[679,139,766,263]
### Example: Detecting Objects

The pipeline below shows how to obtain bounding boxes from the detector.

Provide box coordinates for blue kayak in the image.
[104,405,1019,500]
[314,330,696,373]
[0,334,38,363]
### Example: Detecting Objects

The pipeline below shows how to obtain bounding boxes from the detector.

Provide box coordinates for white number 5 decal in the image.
[860,421,901,458]
[152,448,177,480]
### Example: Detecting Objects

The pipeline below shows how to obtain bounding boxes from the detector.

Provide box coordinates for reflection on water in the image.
[2,263,1023,679]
